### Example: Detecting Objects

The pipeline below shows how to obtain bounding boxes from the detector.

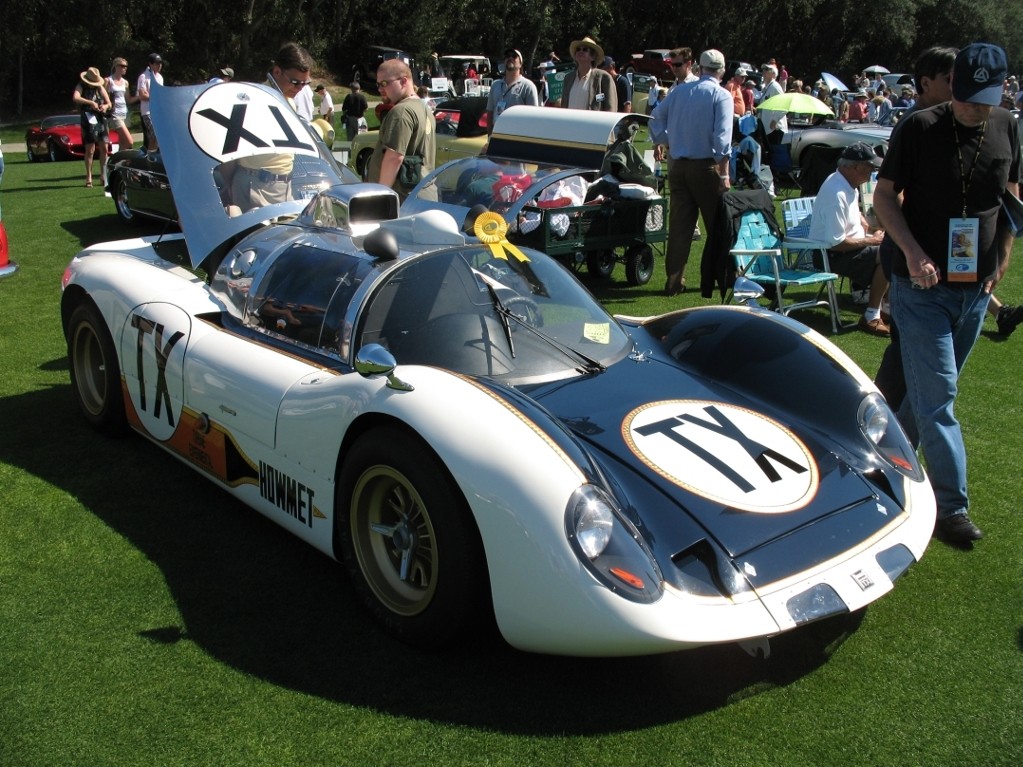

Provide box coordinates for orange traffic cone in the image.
[0,221,16,278]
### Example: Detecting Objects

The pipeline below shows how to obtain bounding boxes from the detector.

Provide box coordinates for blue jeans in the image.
[890,275,990,519]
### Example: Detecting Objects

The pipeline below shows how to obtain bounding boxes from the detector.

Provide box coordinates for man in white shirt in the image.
[808,142,889,335]
[137,53,164,150]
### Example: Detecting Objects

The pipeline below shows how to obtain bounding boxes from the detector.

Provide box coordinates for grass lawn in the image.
[1,151,1021,767]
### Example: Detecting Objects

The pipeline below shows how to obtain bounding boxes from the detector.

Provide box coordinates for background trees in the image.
[2,0,1021,116]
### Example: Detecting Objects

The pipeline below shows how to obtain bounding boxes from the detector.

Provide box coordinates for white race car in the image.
[60,81,936,657]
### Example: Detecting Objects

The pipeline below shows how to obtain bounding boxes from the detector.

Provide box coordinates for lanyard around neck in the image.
[952,113,987,217]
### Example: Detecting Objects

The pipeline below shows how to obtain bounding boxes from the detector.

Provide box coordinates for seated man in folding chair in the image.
[808,142,890,336]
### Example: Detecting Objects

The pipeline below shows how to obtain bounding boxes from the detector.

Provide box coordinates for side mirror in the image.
[354,343,414,391]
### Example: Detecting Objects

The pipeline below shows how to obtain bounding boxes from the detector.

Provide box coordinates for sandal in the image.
[85,180,93,188]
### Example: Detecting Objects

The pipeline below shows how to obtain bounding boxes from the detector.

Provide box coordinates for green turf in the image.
[1,153,1021,767]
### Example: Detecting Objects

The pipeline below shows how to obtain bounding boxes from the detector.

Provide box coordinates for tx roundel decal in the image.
[188,83,319,163]
[623,400,819,513]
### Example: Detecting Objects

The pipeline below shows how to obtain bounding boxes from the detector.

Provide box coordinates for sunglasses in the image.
[671,61,687,68]
[287,77,312,87]
[576,46,593,54]
[376,76,405,88]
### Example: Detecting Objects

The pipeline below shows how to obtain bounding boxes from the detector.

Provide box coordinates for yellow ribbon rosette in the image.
[473,211,530,263]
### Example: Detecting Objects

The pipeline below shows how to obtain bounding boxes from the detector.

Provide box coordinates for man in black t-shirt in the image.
[874,43,1020,544]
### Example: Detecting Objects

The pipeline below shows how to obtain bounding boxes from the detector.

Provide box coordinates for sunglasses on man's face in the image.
[288,77,313,87]
[671,62,687,68]
[377,76,405,88]
[576,46,593,55]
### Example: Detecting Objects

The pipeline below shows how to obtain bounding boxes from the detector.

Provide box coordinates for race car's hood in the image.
[151,81,346,267]
[520,310,910,561]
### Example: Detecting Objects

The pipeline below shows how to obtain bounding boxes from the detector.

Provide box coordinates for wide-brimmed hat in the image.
[220,67,234,79]
[80,67,104,87]
[570,36,604,63]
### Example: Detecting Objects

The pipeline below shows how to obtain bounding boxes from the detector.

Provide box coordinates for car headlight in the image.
[565,485,663,603]
[858,393,924,481]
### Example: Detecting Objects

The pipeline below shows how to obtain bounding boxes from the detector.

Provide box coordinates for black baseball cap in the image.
[504,49,522,61]
[841,142,883,167]
[148,53,163,64]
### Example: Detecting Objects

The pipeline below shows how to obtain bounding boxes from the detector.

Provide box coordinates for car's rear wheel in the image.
[355,148,373,180]
[625,244,654,286]
[336,427,488,646]
[112,175,136,225]
[67,301,127,435]
[48,141,60,162]
[586,249,616,279]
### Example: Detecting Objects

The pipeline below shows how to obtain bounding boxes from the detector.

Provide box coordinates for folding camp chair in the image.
[767,143,799,196]
[779,196,850,333]
[728,208,841,331]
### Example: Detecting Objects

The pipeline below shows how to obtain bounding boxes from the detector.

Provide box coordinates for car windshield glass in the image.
[412,157,572,212]
[357,246,631,383]
[243,243,375,355]
[216,152,341,217]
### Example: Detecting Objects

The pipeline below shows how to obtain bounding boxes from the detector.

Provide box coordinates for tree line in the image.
[3,0,1021,117]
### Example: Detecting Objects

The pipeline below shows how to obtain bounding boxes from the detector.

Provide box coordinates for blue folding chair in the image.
[729,208,841,331]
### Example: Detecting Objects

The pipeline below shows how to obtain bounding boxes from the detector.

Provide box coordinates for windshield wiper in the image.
[477,270,605,375]
[484,281,516,358]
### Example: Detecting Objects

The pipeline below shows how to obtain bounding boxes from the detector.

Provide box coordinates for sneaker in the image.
[935,513,983,543]
[858,315,890,337]
[996,304,1023,337]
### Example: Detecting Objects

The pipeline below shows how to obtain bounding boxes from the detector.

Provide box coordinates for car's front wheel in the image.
[111,175,136,225]
[67,301,127,435]
[336,426,488,647]
[48,141,60,162]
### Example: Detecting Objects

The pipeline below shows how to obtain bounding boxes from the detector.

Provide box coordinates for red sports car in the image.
[25,115,86,162]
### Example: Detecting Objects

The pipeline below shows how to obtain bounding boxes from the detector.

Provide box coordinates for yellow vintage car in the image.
[349,96,489,180]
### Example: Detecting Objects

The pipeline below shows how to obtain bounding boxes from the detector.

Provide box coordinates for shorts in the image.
[80,113,108,145]
[107,115,127,132]
[815,245,879,286]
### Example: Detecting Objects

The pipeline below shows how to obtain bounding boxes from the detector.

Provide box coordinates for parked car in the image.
[625,49,674,83]
[348,96,490,179]
[104,88,351,225]
[25,115,87,162]
[439,54,491,79]
[787,120,891,166]
[397,108,662,284]
[60,79,937,657]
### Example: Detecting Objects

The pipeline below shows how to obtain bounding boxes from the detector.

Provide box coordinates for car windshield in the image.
[357,246,632,383]
[42,116,78,129]
[411,157,574,212]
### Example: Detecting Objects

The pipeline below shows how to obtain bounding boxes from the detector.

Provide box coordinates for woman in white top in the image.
[105,57,138,150]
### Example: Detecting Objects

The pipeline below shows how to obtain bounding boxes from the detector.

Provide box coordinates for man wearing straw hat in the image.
[559,35,617,111]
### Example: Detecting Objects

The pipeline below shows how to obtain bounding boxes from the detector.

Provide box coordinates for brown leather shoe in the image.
[858,315,891,336]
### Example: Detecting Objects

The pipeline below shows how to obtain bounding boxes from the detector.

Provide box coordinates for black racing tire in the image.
[336,426,488,647]
[27,148,39,163]
[586,249,616,279]
[355,148,373,180]
[625,244,654,286]
[48,140,60,162]
[111,175,137,225]
[67,300,127,436]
